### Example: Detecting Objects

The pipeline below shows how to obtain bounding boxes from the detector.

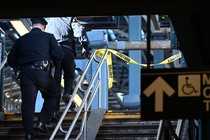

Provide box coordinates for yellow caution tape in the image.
[107,51,113,89]
[96,48,182,89]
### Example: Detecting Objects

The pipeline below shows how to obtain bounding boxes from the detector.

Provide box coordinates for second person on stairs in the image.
[44,17,90,120]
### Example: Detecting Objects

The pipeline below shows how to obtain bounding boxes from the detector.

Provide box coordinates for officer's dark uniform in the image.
[7,18,63,139]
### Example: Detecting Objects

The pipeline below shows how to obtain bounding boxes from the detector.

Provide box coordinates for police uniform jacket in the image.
[7,28,63,68]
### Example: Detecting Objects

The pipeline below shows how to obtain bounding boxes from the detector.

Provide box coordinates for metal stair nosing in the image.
[96,110,160,140]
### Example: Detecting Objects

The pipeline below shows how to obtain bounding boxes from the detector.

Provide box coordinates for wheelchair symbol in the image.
[182,76,198,95]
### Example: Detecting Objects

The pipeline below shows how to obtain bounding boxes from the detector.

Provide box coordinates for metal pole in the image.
[0,28,6,120]
[146,14,151,69]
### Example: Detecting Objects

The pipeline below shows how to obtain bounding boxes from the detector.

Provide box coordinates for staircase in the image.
[1,49,163,140]
[96,110,159,140]
[1,48,196,140]
[0,112,82,140]
[0,110,165,140]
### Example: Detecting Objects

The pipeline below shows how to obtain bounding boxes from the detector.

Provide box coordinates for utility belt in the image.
[20,60,50,71]
[15,60,56,79]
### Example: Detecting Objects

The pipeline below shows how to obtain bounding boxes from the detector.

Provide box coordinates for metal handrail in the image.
[1,28,6,112]
[175,119,183,137]
[156,120,163,140]
[0,50,8,70]
[49,48,109,140]
[157,119,183,140]
[0,55,7,70]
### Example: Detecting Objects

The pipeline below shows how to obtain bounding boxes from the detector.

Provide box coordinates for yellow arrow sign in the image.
[143,76,175,112]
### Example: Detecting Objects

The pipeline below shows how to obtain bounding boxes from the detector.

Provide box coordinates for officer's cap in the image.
[30,18,48,26]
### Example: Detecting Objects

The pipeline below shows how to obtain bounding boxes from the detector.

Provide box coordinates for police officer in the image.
[7,18,63,140]
[45,17,90,118]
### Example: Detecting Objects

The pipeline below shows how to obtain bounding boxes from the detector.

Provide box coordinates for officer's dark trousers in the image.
[54,47,76,111]
[19,68,57,136]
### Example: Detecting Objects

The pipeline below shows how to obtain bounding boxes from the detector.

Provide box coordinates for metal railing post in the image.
[0,28,6,119]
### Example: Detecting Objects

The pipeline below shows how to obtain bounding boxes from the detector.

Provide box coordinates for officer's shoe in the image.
[51,112,60,121]
[70,102,76,112]
[70,103,80,112]
[62,93,71,104]
[36,122,48,133]
[25,134,33,140]
[62,93,77,111]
